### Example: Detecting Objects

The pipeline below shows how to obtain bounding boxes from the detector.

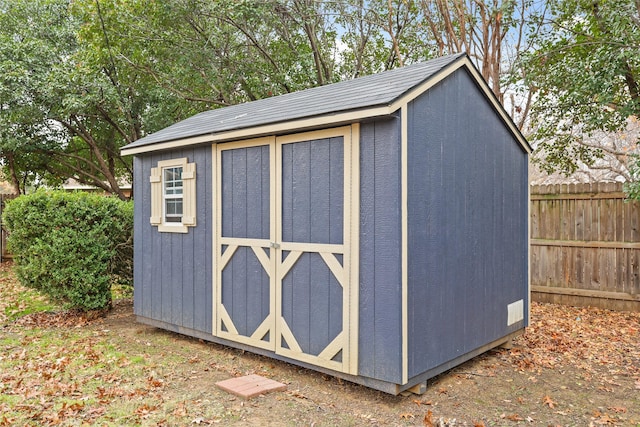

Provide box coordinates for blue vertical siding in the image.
[133,156,145,317]
[358,117,403,383]
[221,146,270,240]
[406,68,528,378]
[280,137,344,356]
[281,253,343,355]
[219,145,271,336]
[281,138,344,244]
[221,247,270,335]
[133,145,213,334]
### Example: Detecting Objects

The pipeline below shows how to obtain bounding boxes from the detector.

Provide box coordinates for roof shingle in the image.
[122,54,466,151]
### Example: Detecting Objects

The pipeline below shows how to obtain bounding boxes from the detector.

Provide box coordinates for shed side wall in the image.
[359,117,403,383]
[133,146,213,334]
[406,68,528,378]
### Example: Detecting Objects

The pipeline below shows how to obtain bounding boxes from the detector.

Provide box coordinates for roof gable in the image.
[122,53,530,155]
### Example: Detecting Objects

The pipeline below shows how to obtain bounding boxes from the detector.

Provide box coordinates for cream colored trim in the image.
[278,318,344,371]
[279,242,344,254]
[388,57,530,153]
[212,126,357,374]
[252,246,273,278]
[121,111,387,156]
[123,133,218,155]
[149,167,162,225]
[218,306,274,351]
[274,125,355,374]
[279,250,303,278]
[401,104,409,385]
[456,58,531,153]
[219,244,239,271]
[251,315,273,341]
[182,162,196,226]
[219,237,271,247]
[218,135,275,150]
[219,305,239,335]
[214,145,223,337]
[214,137,277,351]
[349,123,360,376]
[151,157,196,233]
[211,145,217,335]
[268,136,278,354]
[390,60,466,113]
[341,126,353,374]
[320,252,345,288]
[274,135,284,360]
[318,331,345,360]
[278,318,303,353]
[157,223,188,233]
[278,345,343,372]
[276,125,352,145]
[155,157,187,169]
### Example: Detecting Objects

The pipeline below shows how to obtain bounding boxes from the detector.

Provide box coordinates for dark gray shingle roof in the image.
[122,54,466,151]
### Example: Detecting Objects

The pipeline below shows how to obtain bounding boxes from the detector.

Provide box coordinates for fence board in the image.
[531,182,639,312]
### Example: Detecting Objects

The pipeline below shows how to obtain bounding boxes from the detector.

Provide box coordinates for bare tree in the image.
[530,117,640,184]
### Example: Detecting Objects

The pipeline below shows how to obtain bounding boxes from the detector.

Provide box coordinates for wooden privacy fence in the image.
[530,182,640,311]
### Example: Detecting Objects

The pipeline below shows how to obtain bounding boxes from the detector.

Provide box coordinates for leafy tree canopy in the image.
[0,0,552,197]
[520,0,640,179]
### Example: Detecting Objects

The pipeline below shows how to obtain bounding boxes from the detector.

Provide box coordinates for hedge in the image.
[3,190,133,311]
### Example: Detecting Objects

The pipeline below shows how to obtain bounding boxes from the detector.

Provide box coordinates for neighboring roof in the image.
[0,181,16,195]
[122,53,530,155]
[61,178,132,191]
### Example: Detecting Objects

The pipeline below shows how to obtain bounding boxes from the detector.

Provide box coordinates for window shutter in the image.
[182,162,196,226]
[150,166,162,225]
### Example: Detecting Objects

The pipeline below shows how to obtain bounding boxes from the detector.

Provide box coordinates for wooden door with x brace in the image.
[213,126,359,374]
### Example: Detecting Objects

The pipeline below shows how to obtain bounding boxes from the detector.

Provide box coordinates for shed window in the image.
[163,166,183,223]
[150,158,196,233]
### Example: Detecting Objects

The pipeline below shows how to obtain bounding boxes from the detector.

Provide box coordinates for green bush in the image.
[3,190,133,311]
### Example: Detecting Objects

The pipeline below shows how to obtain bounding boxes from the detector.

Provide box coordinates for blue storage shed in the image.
[121,53,530,395]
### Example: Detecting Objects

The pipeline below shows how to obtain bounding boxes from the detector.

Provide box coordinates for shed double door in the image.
[214,127,358,374]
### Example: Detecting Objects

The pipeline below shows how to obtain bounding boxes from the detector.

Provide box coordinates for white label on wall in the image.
[507,300,524,326]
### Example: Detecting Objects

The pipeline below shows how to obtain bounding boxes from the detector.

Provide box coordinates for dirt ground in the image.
[1,257,638,427]
[64,298,639,427]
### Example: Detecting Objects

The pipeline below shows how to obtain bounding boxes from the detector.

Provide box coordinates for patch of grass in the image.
[0,263,58,323]
[2,287,58,322]
[0,261,134,324]
[0,325,176,426]
[111,283,133,300]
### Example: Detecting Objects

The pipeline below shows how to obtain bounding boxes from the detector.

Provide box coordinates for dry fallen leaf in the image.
[592,410,618,424]
[542,395,556,409]
[172,402,188,417]
[423,410,434,427]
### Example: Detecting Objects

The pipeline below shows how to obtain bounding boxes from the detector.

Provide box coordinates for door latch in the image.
[270,242,280,249]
